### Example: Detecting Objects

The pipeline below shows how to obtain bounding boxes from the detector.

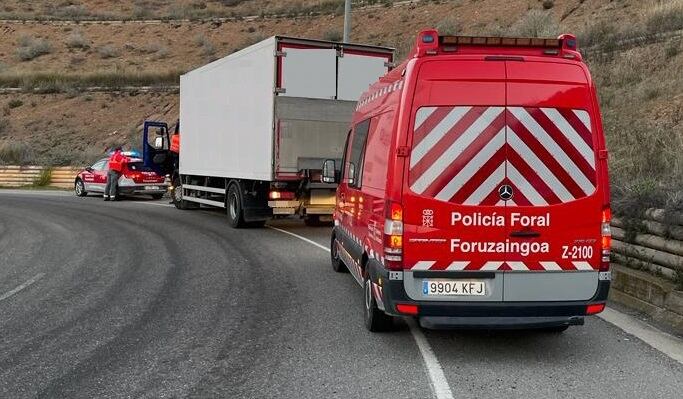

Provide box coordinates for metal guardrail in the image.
[0,165,81,188]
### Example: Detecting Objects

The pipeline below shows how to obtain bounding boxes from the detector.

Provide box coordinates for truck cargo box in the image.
[179,36,394,181]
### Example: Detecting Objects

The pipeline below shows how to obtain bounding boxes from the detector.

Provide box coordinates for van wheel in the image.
[227,183,246,228]
[330,235,348,273]
[364,275,393,332]
[74,179,87,197]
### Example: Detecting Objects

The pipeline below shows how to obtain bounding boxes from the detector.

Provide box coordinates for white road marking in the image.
[0,273,45,302]
[267,226,330,252]
[269,226,455,399]
[407,319,455,399]
[598,307,683,365]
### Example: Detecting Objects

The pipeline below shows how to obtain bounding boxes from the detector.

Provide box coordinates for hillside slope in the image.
[0,0,680,210]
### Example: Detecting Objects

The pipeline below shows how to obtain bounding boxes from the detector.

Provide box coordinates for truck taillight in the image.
[269,190,295,200]
[384,201,403,270]
[600,207,612,271]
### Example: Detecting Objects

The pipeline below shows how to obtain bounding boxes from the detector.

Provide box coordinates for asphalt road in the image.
[0,190,681,399]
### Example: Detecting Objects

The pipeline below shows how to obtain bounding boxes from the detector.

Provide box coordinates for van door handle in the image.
[510,230,541,238]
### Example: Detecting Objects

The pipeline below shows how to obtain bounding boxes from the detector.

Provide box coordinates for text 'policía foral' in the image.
[451,212,550,227]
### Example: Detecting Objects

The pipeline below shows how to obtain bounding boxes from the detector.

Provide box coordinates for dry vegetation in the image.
[0,0,680,213]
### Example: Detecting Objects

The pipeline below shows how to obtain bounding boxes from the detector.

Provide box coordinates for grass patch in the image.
[66,31,91,50]
[33,167,52,187]
[0,71,182,91]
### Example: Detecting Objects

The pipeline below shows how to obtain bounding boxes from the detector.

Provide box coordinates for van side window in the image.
[340,130,352,182]
[349,119,370,188]
[361,111,393,191]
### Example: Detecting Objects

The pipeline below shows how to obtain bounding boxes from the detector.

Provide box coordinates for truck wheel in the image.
[364,274,393,332]
[330,235,348,273]
[74,179,87,197]
[304,215,321,226]
[172,177,197,210]
[227,183,246,228]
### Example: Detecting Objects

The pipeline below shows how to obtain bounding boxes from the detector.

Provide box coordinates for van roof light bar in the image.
[440,35,561,48]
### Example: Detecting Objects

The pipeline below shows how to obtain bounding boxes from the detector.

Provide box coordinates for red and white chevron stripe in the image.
[410,260,596,271]
[409,106,596,206]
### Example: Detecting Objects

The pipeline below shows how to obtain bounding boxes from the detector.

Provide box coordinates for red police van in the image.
[322,30,612,332]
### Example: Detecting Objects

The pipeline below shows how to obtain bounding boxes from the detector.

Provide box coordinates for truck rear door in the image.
[402,59,508,302]
[503,60,601,301]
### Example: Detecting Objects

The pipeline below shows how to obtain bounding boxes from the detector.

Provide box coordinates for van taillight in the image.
[384,201,403,270]
[600,208,612,271]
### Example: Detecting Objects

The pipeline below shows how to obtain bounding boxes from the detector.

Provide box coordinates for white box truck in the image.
[173,36,394,227]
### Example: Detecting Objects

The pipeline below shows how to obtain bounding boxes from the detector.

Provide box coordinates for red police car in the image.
[74,157,168,199]
[322,30,611,332]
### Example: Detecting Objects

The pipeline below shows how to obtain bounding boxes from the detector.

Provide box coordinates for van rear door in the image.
[503,60,602,301]
[402,60,508,302]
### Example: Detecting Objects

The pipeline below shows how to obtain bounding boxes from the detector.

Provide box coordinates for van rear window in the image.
[408,106,596,206]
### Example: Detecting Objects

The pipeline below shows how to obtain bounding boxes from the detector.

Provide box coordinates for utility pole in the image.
[343,0,352,42]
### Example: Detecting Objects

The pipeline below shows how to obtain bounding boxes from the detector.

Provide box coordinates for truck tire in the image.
[74,179,87,197]
[172,177,198,210]
[364,274,393,332]
[330,234,348,273]
[227,183,246,228]
[304,215,321,226]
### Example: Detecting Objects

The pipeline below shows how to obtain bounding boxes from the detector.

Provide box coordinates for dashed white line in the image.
[267,225,455,399]
[599,307,683,365]
[0,273,45,302]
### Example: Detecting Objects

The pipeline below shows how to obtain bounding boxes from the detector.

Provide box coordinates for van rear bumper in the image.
[367,259,610,329]
[419,315,585,330]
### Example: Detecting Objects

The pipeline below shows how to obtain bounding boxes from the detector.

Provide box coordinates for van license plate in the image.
[422,280,486,296]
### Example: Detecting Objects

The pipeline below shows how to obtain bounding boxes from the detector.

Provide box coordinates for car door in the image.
[84,159,107,192]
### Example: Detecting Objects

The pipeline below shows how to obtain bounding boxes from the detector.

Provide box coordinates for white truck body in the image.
[179,36,394,181]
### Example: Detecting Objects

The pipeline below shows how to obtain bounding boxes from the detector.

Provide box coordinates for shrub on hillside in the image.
[195,34,216,57]
[646,0,683,35]
[323,29,342,42]
[66,31,91,49]
[436,17,460,35]
[8,99,23,109]
[0,141,33,165]
[97,45,120,59]
[15,36,52,61]
[511,9,558,37]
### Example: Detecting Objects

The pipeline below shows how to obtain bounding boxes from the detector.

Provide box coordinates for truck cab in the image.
[325,30,611,331]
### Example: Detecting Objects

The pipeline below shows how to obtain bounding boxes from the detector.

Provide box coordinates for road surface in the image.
[0,190,681,398]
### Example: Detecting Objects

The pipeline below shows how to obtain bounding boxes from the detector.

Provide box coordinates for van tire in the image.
[227,183,246,228]
[330,235,348,273]
[364,275,393,332]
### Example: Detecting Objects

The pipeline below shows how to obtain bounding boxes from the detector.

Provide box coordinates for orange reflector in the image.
[586,303,605,315]
[396,304,419,315]
[602,208,612,223]
[389,235,402,249]
[602,235,612,250]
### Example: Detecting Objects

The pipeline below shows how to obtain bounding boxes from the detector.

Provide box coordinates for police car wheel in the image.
[330,235,348,273]
[74,179,87,197]
[363,275,393,332]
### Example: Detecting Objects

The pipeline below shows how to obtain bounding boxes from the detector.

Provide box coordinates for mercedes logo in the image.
[498,184,514,201]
